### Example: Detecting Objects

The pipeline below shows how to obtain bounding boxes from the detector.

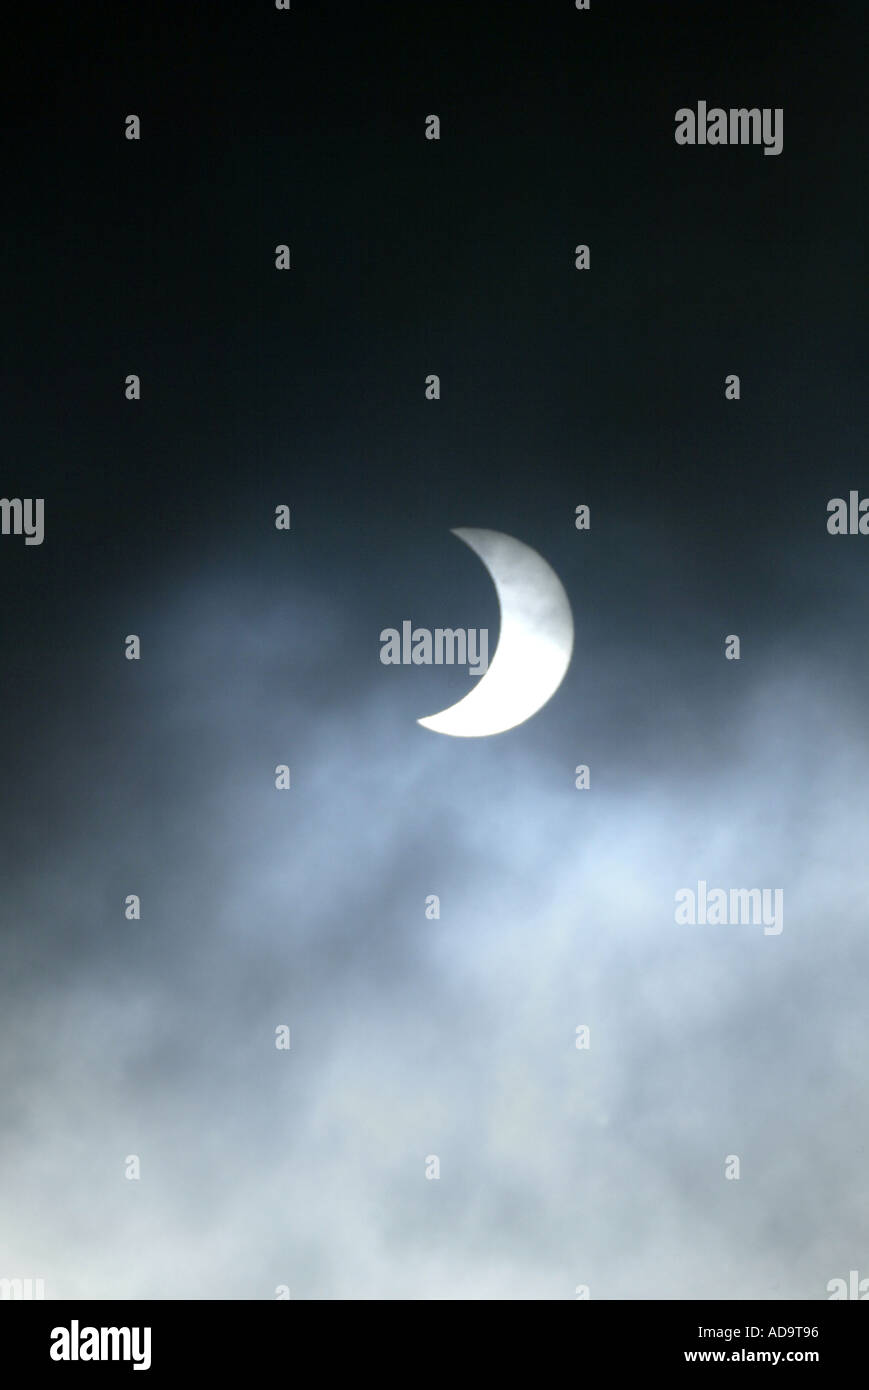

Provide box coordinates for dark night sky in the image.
[0,1,867,1298]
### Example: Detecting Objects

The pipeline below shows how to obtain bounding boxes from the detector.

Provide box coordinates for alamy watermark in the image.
[674,103,783,156]
[0,498,44,545]
[827,1270,869,1299]
[50,1321,151,1371]
[675,881,783,935]
[380,621,489,676]
[0,1276,45,1299]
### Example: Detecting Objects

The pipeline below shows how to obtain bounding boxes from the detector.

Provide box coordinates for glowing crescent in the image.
[417,528,574,737]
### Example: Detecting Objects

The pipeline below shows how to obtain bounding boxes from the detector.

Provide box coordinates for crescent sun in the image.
[417,528,574,738]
